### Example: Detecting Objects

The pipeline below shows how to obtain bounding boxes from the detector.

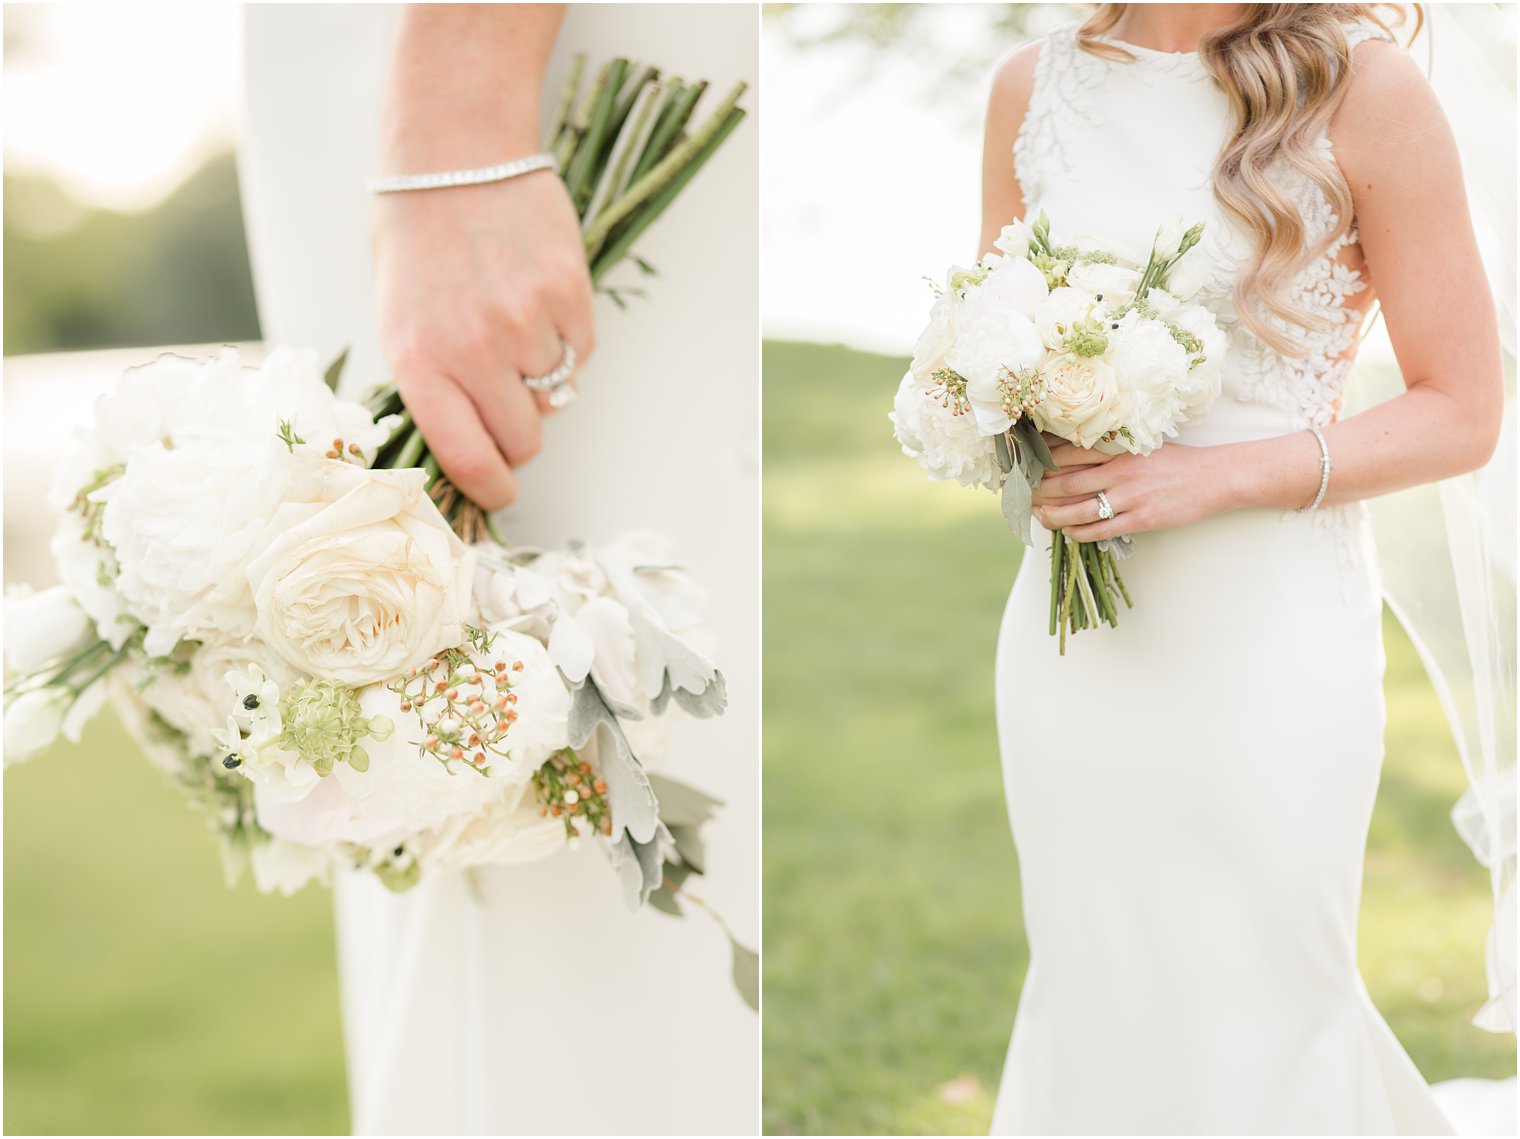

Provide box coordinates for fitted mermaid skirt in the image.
[991,410,1454,1135]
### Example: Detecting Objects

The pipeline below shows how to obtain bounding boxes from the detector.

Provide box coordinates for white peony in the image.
[950,309,1048,437]
[1104,317,1192,453]
[1164,250,1211,302]
[245,458,474,687]
[4,585,95,673]
[50,514,133,649]
[1033,353,1130,450]
[908,292,959,385]
[890,371,1003,490]
[1066,261,1143,310]
[416,789,568,871]
[96,424,295,658]
[255,347,394,462]
[957,255,1049,325]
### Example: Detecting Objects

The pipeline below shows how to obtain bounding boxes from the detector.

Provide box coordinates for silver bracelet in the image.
[368,152,558,194]
[1296,425,1333,513]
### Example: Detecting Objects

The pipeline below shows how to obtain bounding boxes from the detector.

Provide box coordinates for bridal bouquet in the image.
[4,53,758,1005]
[891,212,1227,652]
[4,347,754,998]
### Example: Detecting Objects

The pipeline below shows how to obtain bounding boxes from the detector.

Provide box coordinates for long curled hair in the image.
[1076,4,1421,354]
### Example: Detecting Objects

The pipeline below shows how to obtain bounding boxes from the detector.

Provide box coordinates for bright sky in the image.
[3,4,241,213]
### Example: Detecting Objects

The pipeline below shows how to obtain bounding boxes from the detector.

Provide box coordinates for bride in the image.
[240,5,758,1134]
[981,3,1504,1134]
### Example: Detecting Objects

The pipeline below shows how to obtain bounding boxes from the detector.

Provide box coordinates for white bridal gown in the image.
[993,23,1462,1136]
[239,6,758,1134]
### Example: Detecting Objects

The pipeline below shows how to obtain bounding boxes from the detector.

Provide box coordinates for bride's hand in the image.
[1029,437,1230,541]
[373,172,595,511]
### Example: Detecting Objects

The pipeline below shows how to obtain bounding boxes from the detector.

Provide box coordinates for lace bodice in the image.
[1013,22,1388,438]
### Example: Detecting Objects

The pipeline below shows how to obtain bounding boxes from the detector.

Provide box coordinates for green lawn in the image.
[5,714,349,1135]
[760,339,1515,1135]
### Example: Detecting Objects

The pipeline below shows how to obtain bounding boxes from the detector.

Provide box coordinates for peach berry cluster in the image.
[533,749,613,841]
[386,645,525,777]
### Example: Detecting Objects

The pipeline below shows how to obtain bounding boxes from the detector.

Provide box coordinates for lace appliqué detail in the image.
[1013,27,1106,207]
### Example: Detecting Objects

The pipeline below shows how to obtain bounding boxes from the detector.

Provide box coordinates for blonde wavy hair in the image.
[1076,4,1421,355]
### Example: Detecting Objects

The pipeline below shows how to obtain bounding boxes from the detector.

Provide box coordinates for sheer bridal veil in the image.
[1348,2,1517,1040]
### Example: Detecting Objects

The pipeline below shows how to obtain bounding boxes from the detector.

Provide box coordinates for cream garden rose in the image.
[245,458,474,686]
[1034,353,1130,450]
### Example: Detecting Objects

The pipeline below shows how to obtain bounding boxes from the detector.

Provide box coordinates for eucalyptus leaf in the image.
[667,822,707,875]
[1019,421,1057,473]
[1001,470,1035,547]
[993,430,1014,475]
[647,773,723,829]
[730,938,759,1012]
[323,347,350,394]
[646,884,683,917]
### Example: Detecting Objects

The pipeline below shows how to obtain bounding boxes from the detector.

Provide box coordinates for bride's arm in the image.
[978,44,1041,257]
[373,3,594,511]
[1036,40,1504,541]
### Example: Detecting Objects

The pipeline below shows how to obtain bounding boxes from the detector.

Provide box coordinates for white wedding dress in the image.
[239,6,758,1134]
[992,23,1460,1136]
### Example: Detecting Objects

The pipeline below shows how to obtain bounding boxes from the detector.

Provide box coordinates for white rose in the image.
[909,292,960,385]
[1164,251,1211,302]
[4,585,95,673]
[890,371,1003,489]
[1065,261,1143,309]
[4,687,68,765]
[249,839,331,896]
[993,218,1033,261]
[245,458,474,686]
[1035,287,1096,352]
[1033,354,1130,450]
[958,255,1049,324]
[1152,215,1188,263]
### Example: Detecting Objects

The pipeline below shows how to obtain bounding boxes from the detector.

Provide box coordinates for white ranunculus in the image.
[1035,287,1096,352]
[4,585,95,673]
[890,371,1003,490]
[4,687,69,765]
[1066,261,1143,309]
[1033,354,1130,450]
[958,256,1049,324]
[254,772,407,850]
[245,458,474,687]
[249,839,331,896]
[993,218,1034,261]
[909,292,960,385]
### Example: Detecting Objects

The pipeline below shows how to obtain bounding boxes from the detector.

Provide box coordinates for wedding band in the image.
[521,342,577,410]
[1095,491,1115,521]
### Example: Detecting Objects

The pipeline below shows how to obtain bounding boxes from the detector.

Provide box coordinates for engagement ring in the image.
[522,341,578,409]
[1095,491,1114,521]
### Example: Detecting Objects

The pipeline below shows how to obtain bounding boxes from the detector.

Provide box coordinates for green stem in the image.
[1047,529,1063,637]
[583,81,746,260]
[1107,549,1134,608]
[549,54,586,151]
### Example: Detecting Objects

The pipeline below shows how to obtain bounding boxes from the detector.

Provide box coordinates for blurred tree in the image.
[3,150,261,355]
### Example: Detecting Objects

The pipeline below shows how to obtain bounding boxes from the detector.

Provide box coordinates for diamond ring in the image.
[522,342,577,409]
[1095,490,1115,521]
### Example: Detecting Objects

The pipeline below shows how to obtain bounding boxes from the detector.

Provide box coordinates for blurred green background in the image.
[760,339,1516,1136]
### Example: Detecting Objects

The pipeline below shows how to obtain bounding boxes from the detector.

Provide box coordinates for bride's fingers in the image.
[1036,494,1112,531]
[400,374,519,510]
[1038,464,1110,499]
[1047,441,1118,469]
[1030,490,1095,508]
[516,310,577,418]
